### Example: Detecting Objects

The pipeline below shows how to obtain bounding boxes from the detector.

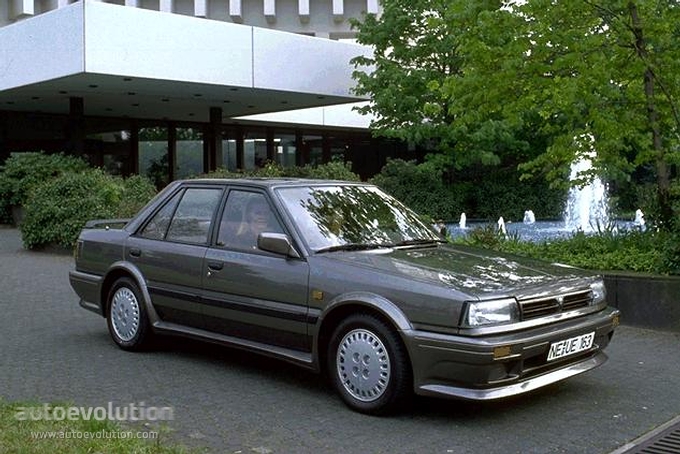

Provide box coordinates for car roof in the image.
[179,178,369,190]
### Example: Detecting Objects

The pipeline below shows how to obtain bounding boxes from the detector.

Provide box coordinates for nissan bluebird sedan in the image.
[69,178,620,414]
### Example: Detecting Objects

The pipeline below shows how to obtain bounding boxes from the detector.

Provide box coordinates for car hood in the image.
[328,243,594,299]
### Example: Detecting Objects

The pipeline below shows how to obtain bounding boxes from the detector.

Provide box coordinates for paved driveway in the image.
[1,227,678,454]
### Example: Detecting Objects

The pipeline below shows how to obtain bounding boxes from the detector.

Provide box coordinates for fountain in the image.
[497,216,507,236]
[523,210,536,224]
[633,209,646,230]
[564,151,609,232]
[459,213,467,229]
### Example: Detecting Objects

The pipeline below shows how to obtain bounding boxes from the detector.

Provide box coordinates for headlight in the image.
[462,298,520,327]
[590,280,607,305]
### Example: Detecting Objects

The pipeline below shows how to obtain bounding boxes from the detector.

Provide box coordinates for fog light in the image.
[612,314,620,328]
[493,345,512,359]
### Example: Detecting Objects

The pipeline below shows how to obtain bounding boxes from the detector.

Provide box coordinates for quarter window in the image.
[138,191,182,240]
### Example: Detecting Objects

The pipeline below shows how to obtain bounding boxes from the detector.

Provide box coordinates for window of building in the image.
[220,129,238,171]
[176,127,203,179]
[302,134,323,166]
[244,131,267,170]
[139,127,170,188]
[273,132,297,168]
[85,129,132,175]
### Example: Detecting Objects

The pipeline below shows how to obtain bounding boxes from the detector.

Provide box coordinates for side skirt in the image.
[151,320,317,371]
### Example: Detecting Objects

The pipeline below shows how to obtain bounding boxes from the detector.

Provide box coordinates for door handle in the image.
[129,248,141,257]
[207,261,223,271]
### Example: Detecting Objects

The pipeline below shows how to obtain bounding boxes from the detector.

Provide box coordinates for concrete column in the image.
[295,130,304,166]
[208,107,223,172]
[10,0,34,18]
[67,97,85,156]
[264,0,275,23]
[366,0,379,14]
[322,134,331,163]
[332,0,343,21]
[235,126,244,170]
[266,129,275,163]
[129,123,139,175]
[298,0,309,22]
[203,128,211,174]
[168,125,176,183]
[194,0,207,17]
[160,0,173,13]
[0,112,8,167]
[230,0,242,22]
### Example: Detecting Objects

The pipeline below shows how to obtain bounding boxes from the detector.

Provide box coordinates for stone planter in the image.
[604,273,680,333]
[11,205,23,226]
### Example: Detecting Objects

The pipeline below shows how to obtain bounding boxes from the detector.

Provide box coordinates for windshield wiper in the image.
[315,243,391,254]
[391,239,445,247]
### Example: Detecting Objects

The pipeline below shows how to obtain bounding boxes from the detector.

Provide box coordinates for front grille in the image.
[520,290,592,321]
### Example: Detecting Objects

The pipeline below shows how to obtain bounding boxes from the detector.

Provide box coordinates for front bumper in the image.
[404,306,620,400]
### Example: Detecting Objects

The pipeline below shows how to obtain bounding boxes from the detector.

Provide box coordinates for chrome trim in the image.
[417,352,608,401]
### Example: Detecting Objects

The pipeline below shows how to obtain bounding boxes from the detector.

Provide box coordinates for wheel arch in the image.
[101,262,160,325]
[315,293,413,376]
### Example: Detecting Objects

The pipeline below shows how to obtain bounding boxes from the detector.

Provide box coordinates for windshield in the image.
[276,185,442,252]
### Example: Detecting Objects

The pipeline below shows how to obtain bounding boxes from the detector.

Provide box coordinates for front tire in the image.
[106,277,152,351]
[327,313,412,415]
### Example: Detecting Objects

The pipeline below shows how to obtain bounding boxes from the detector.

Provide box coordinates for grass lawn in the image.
[0,399,204,454]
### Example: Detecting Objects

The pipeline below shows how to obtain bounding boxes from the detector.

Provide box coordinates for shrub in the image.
[370,159,463,220]
[299,160,360,181]
[0,152,89,223]
[200,160,360,181]
[454,165,565,222]
[21,170,156,249]
[457,227,676,274]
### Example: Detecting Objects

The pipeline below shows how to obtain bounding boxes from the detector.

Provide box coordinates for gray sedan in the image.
[69,178,620,414]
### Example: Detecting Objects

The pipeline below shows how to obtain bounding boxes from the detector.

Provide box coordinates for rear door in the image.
[126,185,223,328]
[201,189,311,352]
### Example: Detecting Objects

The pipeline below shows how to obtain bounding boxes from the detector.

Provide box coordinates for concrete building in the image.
[0,0,413,183]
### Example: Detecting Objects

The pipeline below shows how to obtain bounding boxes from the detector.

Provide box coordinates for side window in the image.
[138,191,182,240]
[217,191,283,249]
[165,188,223,244]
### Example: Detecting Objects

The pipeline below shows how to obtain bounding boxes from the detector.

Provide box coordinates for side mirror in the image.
[257,232,301,258]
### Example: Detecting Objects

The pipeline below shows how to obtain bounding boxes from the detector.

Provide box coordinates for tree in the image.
[352,0,680,228]
[351,0,518,169]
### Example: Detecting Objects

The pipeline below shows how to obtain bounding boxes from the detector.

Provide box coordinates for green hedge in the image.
[0,152,89,224]
[21,170,156,249]
[369,159,564,222]
[200,160,361,181]
[457,226,680,275]
[369,159,464,221]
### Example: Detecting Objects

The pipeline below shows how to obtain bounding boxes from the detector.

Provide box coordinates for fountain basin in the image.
[446,220,641,243]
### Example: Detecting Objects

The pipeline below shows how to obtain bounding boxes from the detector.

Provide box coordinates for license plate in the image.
[547,332,595,361]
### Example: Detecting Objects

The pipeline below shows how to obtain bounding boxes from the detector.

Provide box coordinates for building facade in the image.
[0,0,414,182]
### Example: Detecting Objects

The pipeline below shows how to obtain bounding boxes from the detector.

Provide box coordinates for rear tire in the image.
[327,313,412,415]
[106,277,152,351]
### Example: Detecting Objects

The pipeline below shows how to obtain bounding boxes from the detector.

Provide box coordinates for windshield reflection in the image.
[276,185,441,252]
